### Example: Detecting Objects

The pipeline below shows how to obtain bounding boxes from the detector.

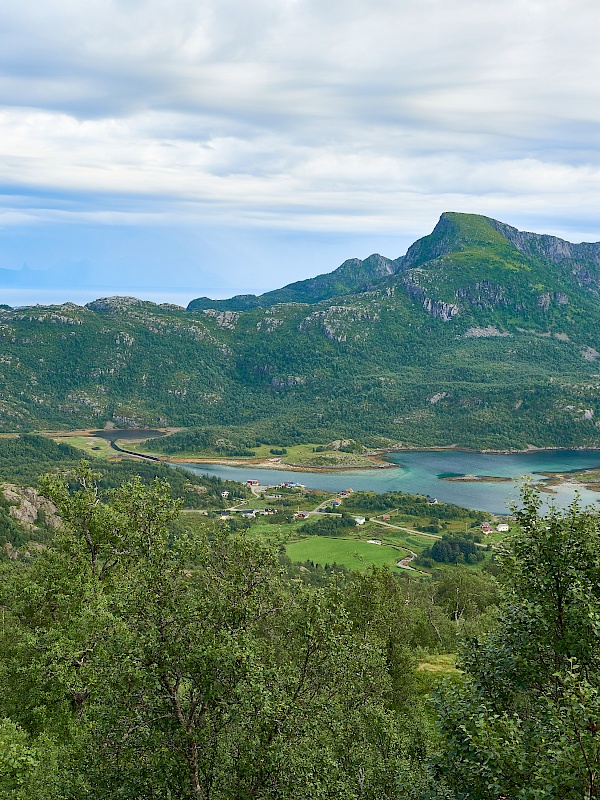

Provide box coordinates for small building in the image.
[382,515,391,521]
[497,523,510,532]
[427,496,439,505]
[331,499,342,507]
[294,512,309,519]
[247,479,260,486]
[266,494,283,499]
[354,516,366,525]
[221,491,229,498]
[481,523,492,533]
[367,539,382,545]
[220,511,231,519]
[241,510,256,519]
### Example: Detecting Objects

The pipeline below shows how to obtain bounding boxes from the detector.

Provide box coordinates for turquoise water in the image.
[178,450,600,515]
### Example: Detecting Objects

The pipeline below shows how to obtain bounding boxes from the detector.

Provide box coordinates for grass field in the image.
[51,435,114,459]
[134,439,379,468]
[285,536,411,572]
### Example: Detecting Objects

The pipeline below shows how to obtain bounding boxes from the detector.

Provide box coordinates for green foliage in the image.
[0,495,27,549]
[0,434,83,484]
[436,484,600,798]
[342,491,486,523]
[4,214,600,449]
[423,534,485,565]
[0,465,453,798]
[299,512,358,536]
[0,434,251,511]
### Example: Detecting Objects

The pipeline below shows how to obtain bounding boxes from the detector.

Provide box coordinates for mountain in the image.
[187,253,400,310]
[3,212,600,449]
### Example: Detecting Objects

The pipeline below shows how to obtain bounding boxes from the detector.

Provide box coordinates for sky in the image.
[1,0,600,306]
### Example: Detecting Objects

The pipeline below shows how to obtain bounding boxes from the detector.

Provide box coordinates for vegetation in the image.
[419,533,485,565]
[436,485,600,798]
[3,214,600,449]
[298,512,358,536]
[341,490,488,524]
[0,433,250,508]
[3,465,600,796]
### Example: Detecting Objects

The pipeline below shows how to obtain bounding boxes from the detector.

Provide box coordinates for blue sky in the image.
[1,0,600,306]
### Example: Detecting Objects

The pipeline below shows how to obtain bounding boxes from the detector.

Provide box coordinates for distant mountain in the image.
[187,253,400,310]
[0,262,91,288]
[3,212,600,450]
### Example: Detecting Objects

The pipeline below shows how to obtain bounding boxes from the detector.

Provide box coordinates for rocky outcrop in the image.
[455,281,507,308]
[422,298,459,321]
[2,484,60,529]
[86,296,146,312]
[489,218,600,267]
[464,326,511,338]
[202,309,240,329]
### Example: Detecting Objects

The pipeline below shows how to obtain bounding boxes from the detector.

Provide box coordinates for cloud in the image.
[0,0,600,295]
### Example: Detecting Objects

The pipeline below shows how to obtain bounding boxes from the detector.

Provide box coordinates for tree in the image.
[0,464,431,799]
[436,484,600,799]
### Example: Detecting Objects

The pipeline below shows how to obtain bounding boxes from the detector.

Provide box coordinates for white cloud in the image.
[0,0,600,247]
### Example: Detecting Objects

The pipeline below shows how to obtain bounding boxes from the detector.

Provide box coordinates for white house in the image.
[497,523,510,532]
[354,516,366,525]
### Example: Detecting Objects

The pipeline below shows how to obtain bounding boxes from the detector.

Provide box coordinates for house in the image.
[367,539,382,545]
[481,523,492,533]
[221,491,229,498]
[427,496,438,505]
[266,494,283,499]
[354,516,366,525]
[382,515,391,521]
[220,511,231,519]
[294,512,309,519]
[331,499,342,507]
[241,510,256,519]
[497,523,510,532]
[246,479,260,486]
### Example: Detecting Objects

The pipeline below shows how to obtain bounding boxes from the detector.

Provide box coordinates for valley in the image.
[5,213,600,797]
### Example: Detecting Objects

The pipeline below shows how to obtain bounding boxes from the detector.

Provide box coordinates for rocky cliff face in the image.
[489,219,600,267]
[2,484,60,529]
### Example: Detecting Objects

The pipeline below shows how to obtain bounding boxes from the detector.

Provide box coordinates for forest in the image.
[1,466,599,798]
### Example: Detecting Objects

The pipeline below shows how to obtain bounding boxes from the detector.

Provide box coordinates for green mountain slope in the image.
[3,212,600,449]
[187,253,399,310]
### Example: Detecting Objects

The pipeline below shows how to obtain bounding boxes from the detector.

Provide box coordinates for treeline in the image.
[417,533,486,566]
[342,490,487,523]
[142,427,261,456]
[298,512,358,536]
[0,434,251,510]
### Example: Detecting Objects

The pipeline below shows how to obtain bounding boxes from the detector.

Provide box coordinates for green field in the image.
[51,435,114,459]
[285,536,411,572]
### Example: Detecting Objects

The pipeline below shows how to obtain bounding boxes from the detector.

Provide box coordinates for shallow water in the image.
[92,429,165,441]
[178,449,600,515]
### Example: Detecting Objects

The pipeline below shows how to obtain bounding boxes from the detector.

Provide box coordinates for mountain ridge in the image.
[3,212,600,449]
[186,212,600,311]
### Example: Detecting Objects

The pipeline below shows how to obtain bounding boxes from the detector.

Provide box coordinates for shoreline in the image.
[167,454,395,473]
[33,429,600,477]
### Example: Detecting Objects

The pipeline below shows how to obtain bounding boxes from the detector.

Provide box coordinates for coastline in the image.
[41,429,600,479]
[167,454,395,473]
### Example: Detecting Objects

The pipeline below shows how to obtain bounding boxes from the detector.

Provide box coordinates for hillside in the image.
[3,212,600,448]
